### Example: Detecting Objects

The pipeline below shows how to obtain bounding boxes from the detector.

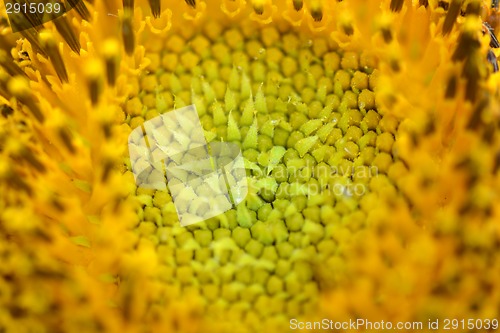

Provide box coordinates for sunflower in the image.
[0,0,499,332]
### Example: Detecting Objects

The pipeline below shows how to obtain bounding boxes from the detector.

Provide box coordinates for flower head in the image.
[0,0,499,332]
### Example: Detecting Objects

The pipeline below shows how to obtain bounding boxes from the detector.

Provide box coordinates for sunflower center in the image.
[124,19,400,330]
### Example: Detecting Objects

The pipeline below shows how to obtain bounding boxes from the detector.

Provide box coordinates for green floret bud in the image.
[176,248,194,265]
[290,112,309,130]
[255,177,278,203]
[325,128,343,146]
[284,273,302,295]
[227,111,242,141]
[251,221,274,245]
[317,240,336,258]
[195,248,212,262]
[358,131,377,150]
[221,282,244,302]
[235,266,252,284]
[317,123,335,143]
[333,81,344,98]
[295,136,318,158]
[213,228,232,240]
[275,259,292,278]
[175,231,194,247]
[285,213,304,232]
[258,135,274,152]
[202,284,220,301]
[257,203,273,221]
[293,261,313,283]
[143,206,162,225]
[351,71,369,92]
[311,145,328,163]
[240,99,256,126]
[342,90,358,109]
[300,119,323,136]
[343,141,359,160]
[291,195,307,211]
[276,242,294,259]
[376,132,395,154]
[372,152,393,174]
[225,88,238,112]
[260,119,276,138]
[243,148,260,163]
[228,66,241,90]
[255,85,268,113]
[339,108,362,132]
[245,192,265,211]
[266,275,284,295]
[206,218,220,230]
[261,246,279,262]
[194,229,213,247]
[345,125,363,142]
[243,118,259,149]
[271,164,288,183]
[237,203,255,228]
[274,183,289,200]
[212,102,227,126]
[302,206,320,222]
[232,227,252,247]
[379,114,399,134]
[358,89,375,110]
[286,131,304,149]
[267,146,287,174]
[245,239,264,258]
[334,69,351,91]
[176,266,194,284]
[360,109,380,132]
[253,268,271,286]
[270,220,289,243]
[273,127,290,146]
[302,220,325,244]
[257,151,270,167]
[241,284,265,303]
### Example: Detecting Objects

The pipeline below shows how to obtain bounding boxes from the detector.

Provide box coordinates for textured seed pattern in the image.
[122,20,398,330]
[2,1,499,332]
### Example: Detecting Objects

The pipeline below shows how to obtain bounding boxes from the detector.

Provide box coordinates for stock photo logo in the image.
[4,0,82,32]
[128,105,248,226]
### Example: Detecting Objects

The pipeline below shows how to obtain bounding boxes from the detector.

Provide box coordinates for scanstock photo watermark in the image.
[248,160,378,199]
[290,318,499,331]
[128,104,377,226]
[4,0,82,32]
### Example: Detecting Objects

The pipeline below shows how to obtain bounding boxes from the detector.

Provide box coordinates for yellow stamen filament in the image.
[39,31,68,82]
